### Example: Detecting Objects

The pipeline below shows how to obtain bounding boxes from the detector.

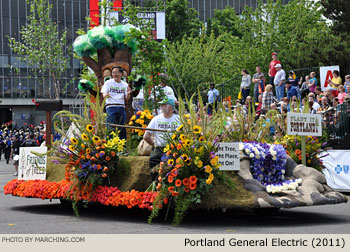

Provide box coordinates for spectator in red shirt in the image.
[268,52,281,89]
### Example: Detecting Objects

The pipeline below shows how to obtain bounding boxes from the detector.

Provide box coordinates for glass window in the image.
[0,78,3,98]
[28,77,35,98]
[0,56,8,67]
[19,0,27,17]
[4,78,12,98]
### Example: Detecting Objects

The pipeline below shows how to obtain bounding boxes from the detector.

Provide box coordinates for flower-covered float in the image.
[4,24,347,225]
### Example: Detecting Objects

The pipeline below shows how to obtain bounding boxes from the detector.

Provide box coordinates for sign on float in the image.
[216,142,240,171]
[18,147,47,180]
[287,113,322,136]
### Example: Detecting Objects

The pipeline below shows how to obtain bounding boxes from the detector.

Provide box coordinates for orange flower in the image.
[86,154,91,159]
[189,176,197,184]
[177,144,182,150]
[295,149,301,155]
[103,167,108,172]
[171,191,179,197]
[163,198,168,204]
[166,150,171,156]
[170,144,174,149]
[96,165,102,170]
[105,156,111,161]
[175,179,182,187]
[90,157,96,162]
[156,183,162,190]
[95,153,100,158]
[173,152,178,158]
[168,186,174,192]
[102,173,107,178]
[101,144,106,149]
[96,146,101,151]
[136,111,142,115]
[184,188,190,193]
[189,183,197,190]
[158,176,162,182]
[168,175,174,183]
[298,155,302,161]
[111,151,116,157]
[286,151,290,155]
[81,155,86,160]
[182,178,189,186]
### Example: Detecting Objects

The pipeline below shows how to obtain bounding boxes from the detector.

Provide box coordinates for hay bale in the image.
[46,157,66,182]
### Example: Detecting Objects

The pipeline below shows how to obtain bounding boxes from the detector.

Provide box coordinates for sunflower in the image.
[86,148,91,154]
[185,159,191,165]
[181,154,189,161]
[193,125,202,134]
[179,134,186,141]
[86,124,94,132]
[92,136,101,144]
[167,159,174,166]
[198,136,205,142]
[68,145,75,152]
[70,137,78,145]
[176,124,183,132]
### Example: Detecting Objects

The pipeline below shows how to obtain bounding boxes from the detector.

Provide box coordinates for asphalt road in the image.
[0,158,349,234]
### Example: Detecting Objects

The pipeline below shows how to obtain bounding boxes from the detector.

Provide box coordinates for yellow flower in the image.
[176,124,183,132]
[129,121,133,125]
[139,120,144,125]
[163,145,170,152]
[179,134,186,141]
[181,154,189,161]
[205,165,212,173]
[182,139,190,148]
[81,133,89,141]
[210,158,218,166]
[86,124,94,132]
[198,136,205,142]
[208,173,214,181]
[68,145,75,152]
[144,110,150,114]
[135,119,140,124]
[206,178,212,185]
[131,115,136,120]
[81,144,86,149]
[167,159,174,166]
[86,148,91,154]
[92,136,101,144]
[171,133,177,140]
[184,114,190,119]
[193,125,202,134]
[197,160,203,168]
[146,114,153,120]
[187,119,191,125]
[70,137,78,145]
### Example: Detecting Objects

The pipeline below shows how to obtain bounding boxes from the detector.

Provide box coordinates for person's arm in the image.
[143,131,154,146]
[125,86,132,101]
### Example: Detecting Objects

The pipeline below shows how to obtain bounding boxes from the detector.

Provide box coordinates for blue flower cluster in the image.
[240,142,287,186]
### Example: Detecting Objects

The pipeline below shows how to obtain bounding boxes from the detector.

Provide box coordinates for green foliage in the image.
[321,0,350,35]
[8,0,69,99]
[165,0,203,41]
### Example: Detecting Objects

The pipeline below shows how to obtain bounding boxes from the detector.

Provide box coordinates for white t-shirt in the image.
[274,69,286,86]
[147,113,180,147]
[101,79,129,107]
[154,85,177,101]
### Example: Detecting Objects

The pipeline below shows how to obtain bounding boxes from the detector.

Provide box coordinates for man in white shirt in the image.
[101,66,131,140]
[274,64,286,101]
[143,96,180,180]
[207,82,220,115]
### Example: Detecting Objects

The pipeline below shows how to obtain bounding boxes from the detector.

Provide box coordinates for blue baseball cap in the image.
[158,96,175,108]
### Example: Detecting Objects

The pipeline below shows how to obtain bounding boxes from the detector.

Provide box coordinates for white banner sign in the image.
[287,112,322,136]
[216,142,240,171]
[320,65,340,91]
[18,147,47,180]
[321,150,350,191]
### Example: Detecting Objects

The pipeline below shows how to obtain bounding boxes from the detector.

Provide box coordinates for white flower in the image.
[256,154,260,159]
[271,150,277,156]
[296,178,303,184]
[249,153,254,158]
[239,143,244,151]
[272,156,277,161]
[266,185,272,193]
[245,149,250,154]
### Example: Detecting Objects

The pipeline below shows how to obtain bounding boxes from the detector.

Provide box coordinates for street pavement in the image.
[0,158,350,234]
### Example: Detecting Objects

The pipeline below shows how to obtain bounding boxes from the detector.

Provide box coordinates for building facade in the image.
[0,0,89,126]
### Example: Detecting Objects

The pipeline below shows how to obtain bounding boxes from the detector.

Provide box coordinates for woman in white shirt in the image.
[240,69,251,103]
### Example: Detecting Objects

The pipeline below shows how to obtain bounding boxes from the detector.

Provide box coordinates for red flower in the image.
[175,179,182,187]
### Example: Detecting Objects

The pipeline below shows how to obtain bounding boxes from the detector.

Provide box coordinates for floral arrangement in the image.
[240,142,287,186]
[148,94,233,225]
[128,109,154,137]
[4,179,157,211]
[266,178,303,194]
[50,95,126,205]
[277,135,327,171]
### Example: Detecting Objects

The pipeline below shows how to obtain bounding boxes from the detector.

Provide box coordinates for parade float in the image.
[3,24,347,225]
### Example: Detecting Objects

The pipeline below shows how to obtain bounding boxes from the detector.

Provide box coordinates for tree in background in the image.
[321,0,350,34]
[8,0,69,99]
[165,0,203,41]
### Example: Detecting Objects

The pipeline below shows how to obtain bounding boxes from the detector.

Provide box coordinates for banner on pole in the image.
[321,150,350,191]
[287,112,322,136]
